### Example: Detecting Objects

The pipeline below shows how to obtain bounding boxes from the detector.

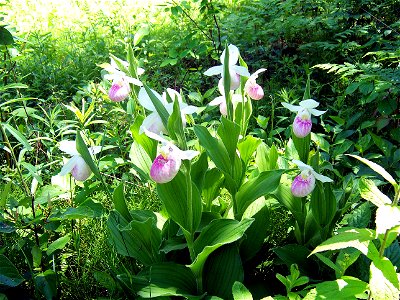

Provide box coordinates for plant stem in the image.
[184,160,196,262]
[378,230,389,258]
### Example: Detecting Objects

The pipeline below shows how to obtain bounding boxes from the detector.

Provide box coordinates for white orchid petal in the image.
[140,113,166,135]
[59,156,79,176]
[181,105,198,115]
[178,149,200,160]
[143,128,169,144]
[250,68,267,79]
[164,88,182,103]
[282,102,301,112]
[231,65,250,77]
[204,65,223,76]
[103,73,117,80]
[209,96,225,106]
[312,170,333,183]
[222,44,239,65]
[138,87,166,111]
[59,141,79,156]
[88,146,102,155]
[232,94,244,103]
[309,108,327,116]
[292,160,313,172]
[137,67,145,75]
[124,76,143,86]
[300,99,320,109]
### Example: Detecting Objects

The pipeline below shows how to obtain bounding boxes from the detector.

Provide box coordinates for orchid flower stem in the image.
[392,187,399,207]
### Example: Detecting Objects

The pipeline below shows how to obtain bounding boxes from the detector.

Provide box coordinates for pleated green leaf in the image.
[107,210,162,265]
[217,117,241,162]
[203,244,244,299]
[112,183,132,222]
[237,135,261,168]
[310,182,336,227]
[121,263,198,298]
[143,83,169,131]
[236,170,285,218]
[189,218,253,278]
[130,115,157,160]
[292,131,310,164]
[157,171,202,235]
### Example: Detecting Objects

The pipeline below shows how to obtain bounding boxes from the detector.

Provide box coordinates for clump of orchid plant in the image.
[59,140,101,181]
[282,99,326,138]
[291,160,333,197]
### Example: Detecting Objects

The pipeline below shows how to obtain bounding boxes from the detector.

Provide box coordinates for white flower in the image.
[144,129,199,183]
[59,140,101,181]
[291,160,333,197]
[281,99,326,138]
[138,87,197,134]
[204,44,250,90]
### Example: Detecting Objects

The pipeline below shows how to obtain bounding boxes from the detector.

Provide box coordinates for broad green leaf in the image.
[310,182,336,227]
[375,205,400,235]
[130,115,157,159]
[75,131,101,179]
[194,125,231,174]
[202,168,224,210]
[217,117,241,162]
[157,171,202,235]
[167,98,185,146]
[311,133,330,153]
[93,271,117,293]
[310,228,379,261]
[240,197,270,261]
[119,263,198,298]
[314,253,342,275]
[237,134,260,167]
[369,131,393,157]
[304,276,368,300]
[292,131,310,164]
[133,24,150,46]
[384,242,400,268]
[370,257,400,300]
[34,270,57,300]
[34,185,64,205]
[273,183,304,223]
[46,234,71,256]
[31,245,42,269]
[203,245,244,299]
[0,255,24,287]
[143,84,169,131]
[0,26,13,45]
[232,281,253,300]
[189,218,254,278]
[345,202,371,228]
[107,210,162,265]
[112,183,132,222]
[191,152,208,191]
[358,178,392,207]
[335,248,361,278]
[49,199,104,220]
[2,123,32,151]
[255,142,269,172]
[348,154,398,189]
[129,140,152,180]
[273,244,315,275]
[236,170,285,218]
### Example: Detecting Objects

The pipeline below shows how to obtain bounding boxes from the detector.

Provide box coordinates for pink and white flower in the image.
[291,160,333,197]
[281,99,326,138]
[58,140,101,181]
[138,87,197,134]
[103,57,143,102]
[204,44,250,90]
[144,129,199,183]
[209,79,243,116]
[245,68,266,100]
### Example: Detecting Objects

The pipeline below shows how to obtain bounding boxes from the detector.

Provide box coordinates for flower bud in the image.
[70,156,92,181]
[108,79,131,102]
[291,170,316,197]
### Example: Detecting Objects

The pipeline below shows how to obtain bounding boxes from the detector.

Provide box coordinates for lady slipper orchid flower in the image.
[281,99,326,138]
[209,79,243,116]
[245,68,266,100]
[204,44,250,90]
[291,160,333,197]
[59,140,101,181]
[144,129,199,183]
[103,58,143,102]
[138,87,197,134]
